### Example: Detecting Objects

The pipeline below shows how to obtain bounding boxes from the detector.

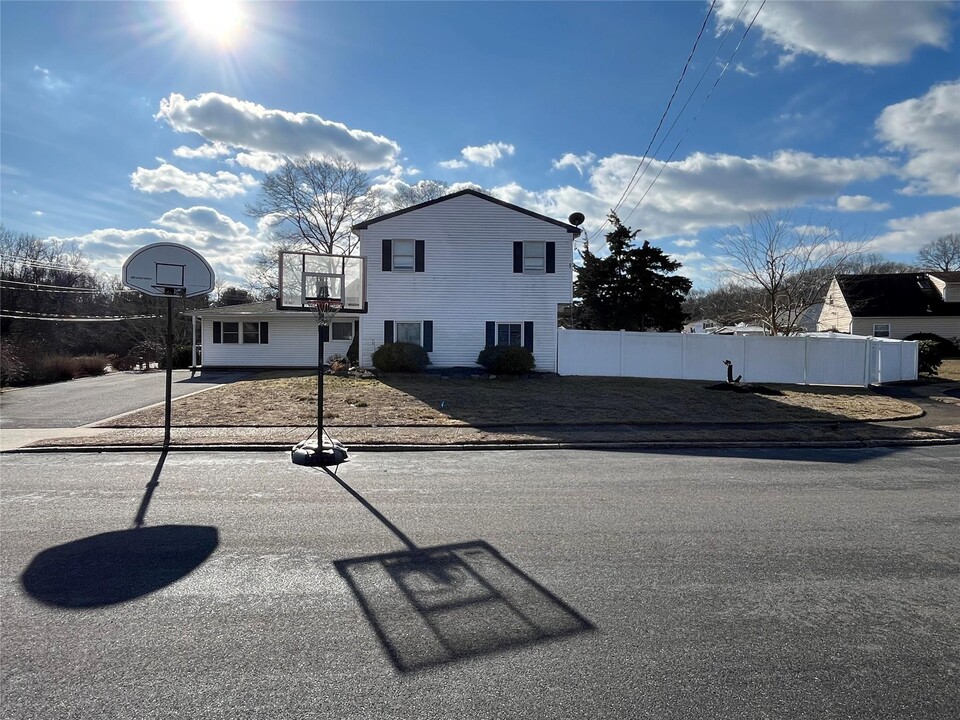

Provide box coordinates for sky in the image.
[1,0,958,291]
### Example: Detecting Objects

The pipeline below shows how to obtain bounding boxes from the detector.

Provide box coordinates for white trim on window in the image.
[523,241,545,273]
[395,320,422,345]
[222,321,239,344]
[873,323,891,338]
[496,322,522,347]
[392,239,416,272]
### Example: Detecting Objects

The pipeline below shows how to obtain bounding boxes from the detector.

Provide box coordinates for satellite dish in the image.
[568,212,585,226]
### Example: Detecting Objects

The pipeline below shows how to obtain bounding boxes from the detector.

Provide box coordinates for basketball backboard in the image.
[122,242,215,297]
[278,252,366,311]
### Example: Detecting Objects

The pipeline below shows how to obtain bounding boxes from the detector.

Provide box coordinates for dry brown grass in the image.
[936,358,960,382]
[103,371,921,428]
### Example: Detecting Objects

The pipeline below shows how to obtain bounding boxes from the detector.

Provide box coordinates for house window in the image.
[497,322,522,347]
[873,323,891,338]
[396,321,422,345]
[222,322,239,344]
[523,242,545,273]
[332,321,354,341]
[393,239,415,271]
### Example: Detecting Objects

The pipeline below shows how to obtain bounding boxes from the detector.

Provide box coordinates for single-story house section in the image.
[817,272,960,341]
[187,301,356,370]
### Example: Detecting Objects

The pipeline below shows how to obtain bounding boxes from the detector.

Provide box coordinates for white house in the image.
[189,190,582,371]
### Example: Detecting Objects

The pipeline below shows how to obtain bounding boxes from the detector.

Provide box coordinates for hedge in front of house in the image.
[372,342,430,372]
[476,345,536,375]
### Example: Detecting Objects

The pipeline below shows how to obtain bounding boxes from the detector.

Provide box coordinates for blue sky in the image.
[2,0,958,290]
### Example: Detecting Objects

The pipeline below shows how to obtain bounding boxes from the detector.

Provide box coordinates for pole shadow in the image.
[322,468,594,673]
[20,525,219,609]
[134,448,168,528]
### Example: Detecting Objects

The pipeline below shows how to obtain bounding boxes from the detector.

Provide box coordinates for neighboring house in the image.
[683,319,718,333]
[710,323,767,336]
[189,190,581,371]
[816,272,960,341]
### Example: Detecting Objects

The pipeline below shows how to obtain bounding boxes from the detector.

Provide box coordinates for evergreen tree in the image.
[574,213,692,331]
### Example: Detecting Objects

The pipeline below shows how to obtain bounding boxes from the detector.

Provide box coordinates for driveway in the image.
[0,370,249,449]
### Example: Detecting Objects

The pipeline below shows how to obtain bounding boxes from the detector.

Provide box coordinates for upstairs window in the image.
[513,241,555,273]
[523,242,545,273]
[393,239,415,271]
[382,239,424,272]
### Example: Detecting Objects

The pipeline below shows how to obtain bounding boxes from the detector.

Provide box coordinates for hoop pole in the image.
[164,295,173,446]
[317,322,324,441]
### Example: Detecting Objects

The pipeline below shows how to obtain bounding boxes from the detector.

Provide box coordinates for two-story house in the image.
[816,271,960,341]
[190,190,582,372]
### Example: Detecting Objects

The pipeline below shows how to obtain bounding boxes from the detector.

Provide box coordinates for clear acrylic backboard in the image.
[278,252,366,311]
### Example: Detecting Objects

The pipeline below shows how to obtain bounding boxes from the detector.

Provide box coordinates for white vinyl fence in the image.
[557,329,918,387]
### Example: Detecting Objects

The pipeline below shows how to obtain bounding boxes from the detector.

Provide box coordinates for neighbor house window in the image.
[873,323,891,338]
[497,322,522,347]
[222,322,239,344]
[393,239,415,271]
[332,321,354,341]
[396,321,421,345]
[513,241,555,273]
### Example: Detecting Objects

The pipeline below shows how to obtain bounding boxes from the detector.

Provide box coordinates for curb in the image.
[5,436,959,454]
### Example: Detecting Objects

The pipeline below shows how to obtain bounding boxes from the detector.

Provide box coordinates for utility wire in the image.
[0,255,89,273]
[622,0,766,226]
[587,0,718,249]
[0,278,100,293]
[0,310,158,322]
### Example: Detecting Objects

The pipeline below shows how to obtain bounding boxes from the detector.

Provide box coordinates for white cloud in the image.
[153,206,252,239]
[31,210,44,217]
[716,0,952,66]
[155,93,400,169]
[674,239,699,248]
[441,141,515,169]
[733,63,758,77]
[870,206,960,254]
[130,162,257,199]
[173,143,232,159]
[552,152,597,176]
[671,251,707,264]
[231,151,287,173]
[835,195,890,212]
[875,80,960,197]
[33,65,68,92]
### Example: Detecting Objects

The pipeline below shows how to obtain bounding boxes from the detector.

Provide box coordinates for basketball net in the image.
[306,299,343,327]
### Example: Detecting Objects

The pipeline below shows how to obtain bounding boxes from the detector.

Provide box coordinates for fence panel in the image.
[556,328,917,386]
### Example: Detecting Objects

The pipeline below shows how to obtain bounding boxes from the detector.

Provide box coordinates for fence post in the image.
[681,332,688,380]
[803,336,809,385]
[619,329,626,377]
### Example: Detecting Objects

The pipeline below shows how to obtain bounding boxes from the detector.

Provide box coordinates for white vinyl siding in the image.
[358,193,574,371]
[850,316,960,341]
[816,278,854,332]
[202,315,355,368]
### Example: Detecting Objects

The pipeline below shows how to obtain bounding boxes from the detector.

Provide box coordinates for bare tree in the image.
[246,156,384,255]
[714,210,870,335]
[917,233,960,272]
[244,238,310,299]
[391,180,450,210]
[838,252,915,274]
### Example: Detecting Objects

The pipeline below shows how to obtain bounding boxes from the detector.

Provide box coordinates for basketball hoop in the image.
[305,298,343,327]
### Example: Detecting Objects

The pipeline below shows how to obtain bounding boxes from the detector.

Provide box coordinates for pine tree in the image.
[573,213,692,331]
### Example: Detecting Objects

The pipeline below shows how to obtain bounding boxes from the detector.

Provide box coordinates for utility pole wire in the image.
[623,0,766,226]
[0,278,100,293]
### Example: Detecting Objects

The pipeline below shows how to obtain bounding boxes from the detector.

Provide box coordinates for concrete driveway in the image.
[0,370,248,450]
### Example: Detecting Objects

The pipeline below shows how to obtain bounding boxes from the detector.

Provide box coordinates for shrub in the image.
[917,340,945,376]
[158,345,194,369]
[34,355,83,384]
[372,342,430,373]
[346,333,359,365]
[0,345,29,386]
[904,333,959,358]
[74,355,111,377]
[476,345,536,375]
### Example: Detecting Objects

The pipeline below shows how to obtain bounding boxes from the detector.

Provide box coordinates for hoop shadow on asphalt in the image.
[134,448,168,527]
[323,468,594,673]
[20,524,219,609]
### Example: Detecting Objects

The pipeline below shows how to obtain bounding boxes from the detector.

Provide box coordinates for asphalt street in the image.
[1,447,958,719]
[0,370,246,428]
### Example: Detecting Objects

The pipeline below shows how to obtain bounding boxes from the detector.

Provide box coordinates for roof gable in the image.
[352,189,582,235]
[835,273,960,317]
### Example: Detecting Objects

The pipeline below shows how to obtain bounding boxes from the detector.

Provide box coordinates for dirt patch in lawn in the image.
[100,371,922,428]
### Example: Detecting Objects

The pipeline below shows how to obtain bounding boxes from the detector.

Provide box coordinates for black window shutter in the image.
[513,242,523,273]
[524,322,534,352]
[384,320,394,344]
[485,321,496,347]
[213,321,221,343]
[546,242,556,274]
[260,322,269,344]
[423,320,433,352]
[415,240,425,272]
[382,239,392,272]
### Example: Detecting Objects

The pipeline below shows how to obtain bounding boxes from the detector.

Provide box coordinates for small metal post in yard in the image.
[317,321,325,442]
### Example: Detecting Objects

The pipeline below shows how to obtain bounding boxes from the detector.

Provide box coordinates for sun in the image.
[179,0,247,48]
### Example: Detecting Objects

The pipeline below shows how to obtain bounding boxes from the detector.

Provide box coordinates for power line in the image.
[0,279,100,293]
[0,310,158,322]
[0,255,90,273]
[622,0,766,226]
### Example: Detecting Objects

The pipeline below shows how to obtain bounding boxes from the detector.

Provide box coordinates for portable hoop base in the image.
[291,437,349,467]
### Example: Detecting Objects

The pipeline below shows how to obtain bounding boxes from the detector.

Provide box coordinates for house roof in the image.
[835,273,960,317]
[928,271,960,283]
[184,300,288,317]
[352,188,583,235]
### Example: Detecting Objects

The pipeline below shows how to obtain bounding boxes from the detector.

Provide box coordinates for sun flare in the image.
[179,0,246,47]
